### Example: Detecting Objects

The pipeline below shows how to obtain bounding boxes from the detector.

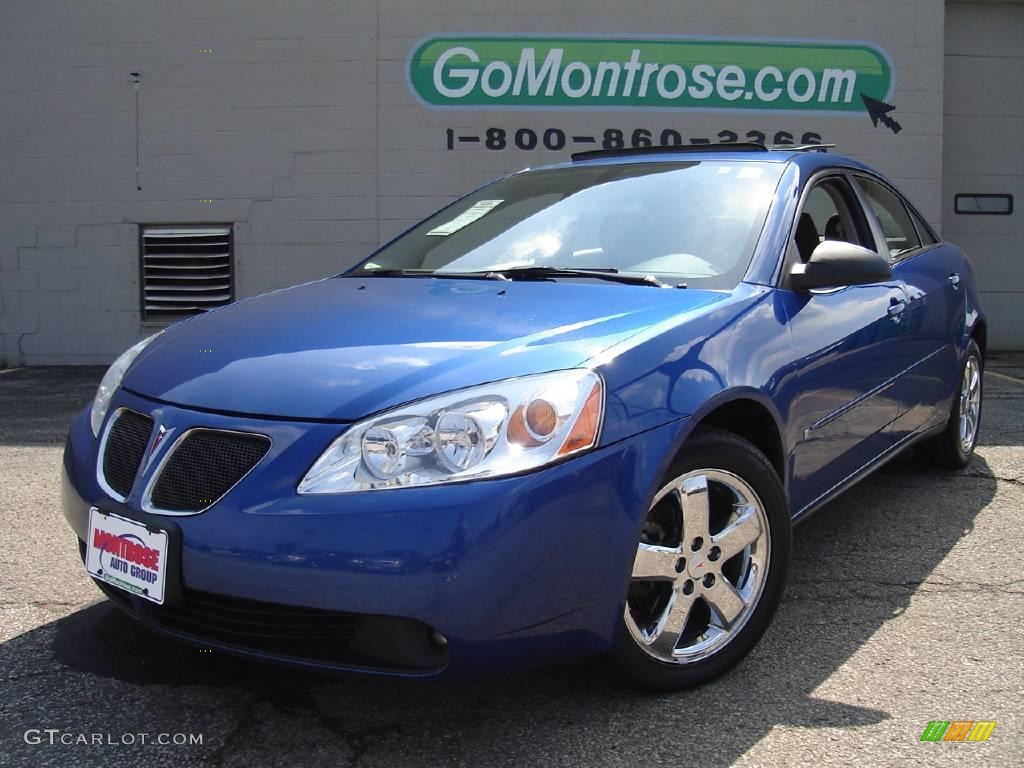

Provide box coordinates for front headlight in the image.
[89,332,163,436]
[298,369,604,494]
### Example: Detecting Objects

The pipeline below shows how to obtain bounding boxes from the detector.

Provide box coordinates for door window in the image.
[909,207,939,246]
[790,177,870,265]
[855,177,921,260]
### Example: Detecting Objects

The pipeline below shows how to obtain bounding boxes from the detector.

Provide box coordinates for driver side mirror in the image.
[789,240,892,291]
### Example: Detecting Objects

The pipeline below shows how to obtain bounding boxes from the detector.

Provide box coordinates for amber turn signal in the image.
[557,381,603,456]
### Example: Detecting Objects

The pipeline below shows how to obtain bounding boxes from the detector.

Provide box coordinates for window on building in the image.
[954,193,1013,216]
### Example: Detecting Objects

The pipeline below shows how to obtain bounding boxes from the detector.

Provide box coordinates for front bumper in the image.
[63,388,688,677]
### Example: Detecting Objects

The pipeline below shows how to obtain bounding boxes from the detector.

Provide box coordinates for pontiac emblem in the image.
[145,425,170,468]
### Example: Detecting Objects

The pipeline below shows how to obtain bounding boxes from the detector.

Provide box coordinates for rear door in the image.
[852,175,962,439]
[778,174,913,514]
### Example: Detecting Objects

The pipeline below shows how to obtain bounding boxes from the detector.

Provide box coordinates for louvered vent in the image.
[141,225,234,320]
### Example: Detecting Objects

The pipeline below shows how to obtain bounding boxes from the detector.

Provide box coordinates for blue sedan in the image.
[62,144,986,690]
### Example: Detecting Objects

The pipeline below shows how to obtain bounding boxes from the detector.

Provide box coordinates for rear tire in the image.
[612,427,790,691]
[919,340,983,469]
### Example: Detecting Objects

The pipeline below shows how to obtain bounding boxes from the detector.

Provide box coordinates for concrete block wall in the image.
[942,1,1024,351]
[0,0,946,364]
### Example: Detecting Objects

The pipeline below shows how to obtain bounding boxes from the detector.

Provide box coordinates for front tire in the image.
[919,340,983,469]
[612,428,791,691]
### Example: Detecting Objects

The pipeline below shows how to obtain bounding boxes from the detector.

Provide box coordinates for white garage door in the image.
[943,1,1024,351]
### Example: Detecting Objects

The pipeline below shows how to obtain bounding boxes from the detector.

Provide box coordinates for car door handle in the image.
[887,299,906,320]
[948,272,961,289]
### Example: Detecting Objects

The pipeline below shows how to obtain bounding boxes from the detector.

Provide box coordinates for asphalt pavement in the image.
[1,360,1021,767]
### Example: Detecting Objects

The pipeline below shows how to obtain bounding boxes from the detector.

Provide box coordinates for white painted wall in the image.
[943,0,1023,351]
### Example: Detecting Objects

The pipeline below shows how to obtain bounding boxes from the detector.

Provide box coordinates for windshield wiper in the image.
[346,268,505,281]
[348,266,673,287]
[471,266,671,288]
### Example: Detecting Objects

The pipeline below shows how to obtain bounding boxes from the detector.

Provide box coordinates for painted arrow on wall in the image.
[861,94,902,134]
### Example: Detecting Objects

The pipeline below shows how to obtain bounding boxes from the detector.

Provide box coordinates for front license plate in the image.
[86,507,169,605]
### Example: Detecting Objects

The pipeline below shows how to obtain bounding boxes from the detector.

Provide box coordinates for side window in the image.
[855,177,921,260]
[791,178,868,264]
[909,207,939,246]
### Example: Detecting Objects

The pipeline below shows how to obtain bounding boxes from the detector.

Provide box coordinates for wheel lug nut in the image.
[682,580,694,595]
[690,537,704,551]
[708,546,721,562]
[703,574,716,588]
[674,557,686,573]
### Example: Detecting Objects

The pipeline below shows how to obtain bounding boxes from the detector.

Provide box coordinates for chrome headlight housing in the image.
[89,332,163,436]
[298,369,604,494]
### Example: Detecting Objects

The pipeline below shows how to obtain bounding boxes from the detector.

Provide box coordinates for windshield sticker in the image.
[738,167,766,179]
[427,199,504,236]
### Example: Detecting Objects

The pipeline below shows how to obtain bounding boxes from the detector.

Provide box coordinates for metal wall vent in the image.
[141,225,234,320]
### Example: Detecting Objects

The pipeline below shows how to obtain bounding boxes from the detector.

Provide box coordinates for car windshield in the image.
[350,160,784,289]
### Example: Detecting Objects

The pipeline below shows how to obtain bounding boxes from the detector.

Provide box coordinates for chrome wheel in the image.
[959,355,981,453]
[625,469,770,665]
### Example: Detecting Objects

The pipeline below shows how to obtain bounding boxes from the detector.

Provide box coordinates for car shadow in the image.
[0,452,995,766]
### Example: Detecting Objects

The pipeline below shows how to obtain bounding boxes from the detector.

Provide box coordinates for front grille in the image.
[149,429,270,512]
[102,410,154,498]
[150,589,360,656]
[79,538,447,672]
[142,588,447,671]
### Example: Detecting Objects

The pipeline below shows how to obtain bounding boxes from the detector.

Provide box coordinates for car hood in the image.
[123,276,726,421]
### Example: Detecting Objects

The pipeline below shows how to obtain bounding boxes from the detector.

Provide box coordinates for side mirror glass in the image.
[790,240,892,291]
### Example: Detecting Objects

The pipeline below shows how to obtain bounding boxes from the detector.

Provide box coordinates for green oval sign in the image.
[409,36,893,113]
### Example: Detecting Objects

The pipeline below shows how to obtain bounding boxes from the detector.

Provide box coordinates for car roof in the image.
[530,145,875,175]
